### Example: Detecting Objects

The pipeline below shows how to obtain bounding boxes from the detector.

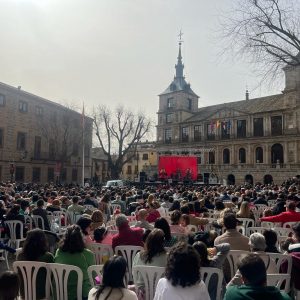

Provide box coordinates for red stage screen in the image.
[158,156,198,180]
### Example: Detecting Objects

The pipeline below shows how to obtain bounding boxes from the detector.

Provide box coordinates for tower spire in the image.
[175,30,184,78]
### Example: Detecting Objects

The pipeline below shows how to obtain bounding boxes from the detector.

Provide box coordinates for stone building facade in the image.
[121,141,158,182]
[156,42,300,185]
[0,82,93,184]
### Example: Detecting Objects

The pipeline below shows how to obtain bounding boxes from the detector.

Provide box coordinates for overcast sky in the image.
[0,0,284,121]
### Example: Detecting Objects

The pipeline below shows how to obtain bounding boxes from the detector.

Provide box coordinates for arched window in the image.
[239,148,246,163]
[223,148,230,164]
[255,147,263,163]
[271,143,284,164]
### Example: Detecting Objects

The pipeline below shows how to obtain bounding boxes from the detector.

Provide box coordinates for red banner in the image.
[158,156,198,180]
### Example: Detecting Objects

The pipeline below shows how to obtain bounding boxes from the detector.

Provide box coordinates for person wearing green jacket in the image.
[54,225,96,300]
[224,253,291,300]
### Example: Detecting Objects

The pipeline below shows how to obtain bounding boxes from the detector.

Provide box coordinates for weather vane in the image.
[178,30,183,43]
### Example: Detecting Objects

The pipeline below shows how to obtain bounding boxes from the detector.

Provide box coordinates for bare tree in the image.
[37,106,84,181]
[219,0,300,83]
[93,105,151,179]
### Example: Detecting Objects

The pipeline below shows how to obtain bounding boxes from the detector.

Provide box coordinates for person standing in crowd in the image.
[67,196,85,214]
[134,209,154,231]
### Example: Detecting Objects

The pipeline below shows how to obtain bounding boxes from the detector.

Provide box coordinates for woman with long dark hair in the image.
[132,229,167,290]
[55,225,95,300]
[88,256,137,300]
[153,243,210,300]
[154,217,177,247]
[17,229,54,299]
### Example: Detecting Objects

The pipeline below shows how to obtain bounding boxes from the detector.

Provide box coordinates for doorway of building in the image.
[227,174,235,185]
[264,174,273,184]
[245,174,253,185]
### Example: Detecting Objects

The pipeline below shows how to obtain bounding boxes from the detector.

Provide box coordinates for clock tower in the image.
[157,38,199,145]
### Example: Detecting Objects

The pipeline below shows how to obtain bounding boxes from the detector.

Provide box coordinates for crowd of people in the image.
[1,176,300,299]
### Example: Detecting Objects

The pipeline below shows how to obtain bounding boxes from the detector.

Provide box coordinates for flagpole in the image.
[82,103,85,187]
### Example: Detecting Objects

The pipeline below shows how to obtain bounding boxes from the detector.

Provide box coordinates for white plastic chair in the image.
[275,227,293,237]
[87,264,103,287]
[255,204,268,210]
[115,245,143,283]
[5,220,26,248]
[283,222,297,228]
[201,267,224,300]
[48,263,83,300]
[0,248,9,269]
[24,215,33,230]
[32,215,45,230]
[111,204,121,213]
[268,200,277,207]
[13,261,50,300]
[53,211,67,233]
[267,253,292,274]
[226,250,249,279]
[84,204,96,212]
[89,243,114,265]
[246,226,266,237]
[261,221,281,228]
[237,218,254,233]
[66,211,82,225]
[267,273,290,293]
[186,224,198,233]
[132,266,165,300]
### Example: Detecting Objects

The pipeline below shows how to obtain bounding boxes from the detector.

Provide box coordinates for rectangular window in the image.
[15,166,25,182]
[142,153,149,160]
[165,128,172,143]
[35,106,43,116]
[253,118,264,137]
[134,165,138,174]
[271,116,283,136]
[237,120,246,138]
[167,98,174,109]
[19,101,28,113]
[206,124,215,140]
[72,168,78,182]
[0,94,5,106]
[34,136,41,159]
[17,132,26,150]
[181,127,189,142]
[49,139,55,159]
[127,165,132,175]
[194,125,201,142]
[221,121,231,139]
[32,167,41,182]
[166,113,173,123]
[48,167,54,182]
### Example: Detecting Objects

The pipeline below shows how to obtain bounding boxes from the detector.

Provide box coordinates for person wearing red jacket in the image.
[260,201,300,224]
[112,214,143,250]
